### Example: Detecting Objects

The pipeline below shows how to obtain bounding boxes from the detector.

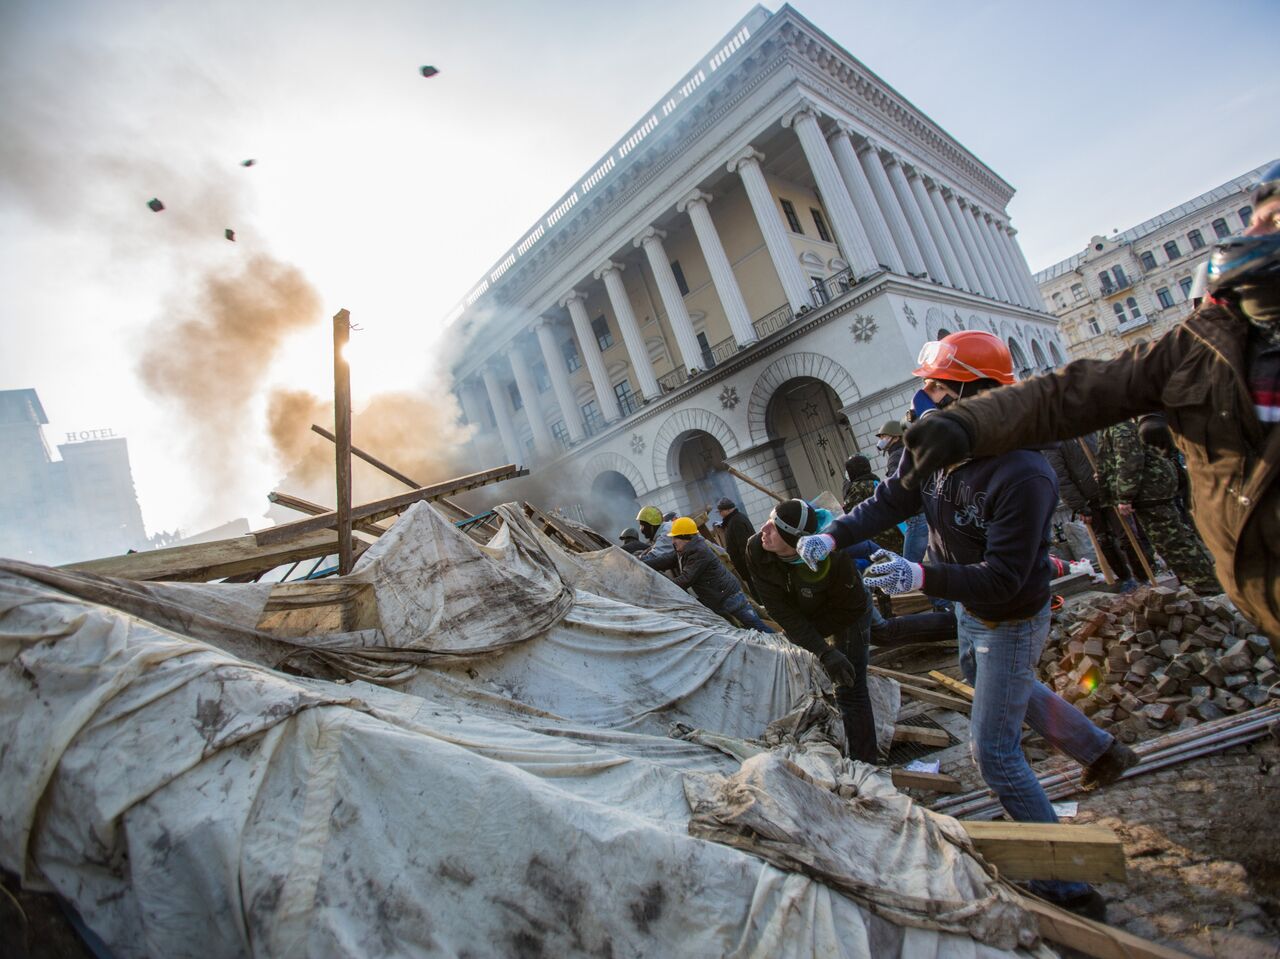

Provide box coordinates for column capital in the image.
[592,259,624,280]
[676,189,712,214]
[854,133,882,157]
[725,145,765,175]
[826,122,858,145]
[882,150,905,169]
[632,226,667,249]
[530,316,555,333]
[559,289,587,309]
[780,99,821,130]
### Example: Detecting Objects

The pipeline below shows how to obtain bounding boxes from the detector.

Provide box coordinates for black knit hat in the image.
[715,497,736,511]
[770,498,820,547]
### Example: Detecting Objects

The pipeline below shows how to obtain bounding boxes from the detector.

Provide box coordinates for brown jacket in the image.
[943,303,1279,644]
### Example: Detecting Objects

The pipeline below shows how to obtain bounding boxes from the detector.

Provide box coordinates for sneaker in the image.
[1080,740,1139,791]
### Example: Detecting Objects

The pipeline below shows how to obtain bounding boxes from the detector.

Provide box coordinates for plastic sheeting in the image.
[0,503,1053,958]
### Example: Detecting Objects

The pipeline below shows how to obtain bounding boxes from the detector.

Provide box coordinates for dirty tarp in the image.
[0,503,1050,958]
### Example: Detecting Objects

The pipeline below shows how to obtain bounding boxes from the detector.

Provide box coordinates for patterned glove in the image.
[796,533,836,571]
[864,549,925,595]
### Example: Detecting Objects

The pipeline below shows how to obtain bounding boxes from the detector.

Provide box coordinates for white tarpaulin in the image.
[0,503,1052,958]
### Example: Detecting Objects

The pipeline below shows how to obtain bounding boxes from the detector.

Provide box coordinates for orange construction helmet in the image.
[912,330,1016,385]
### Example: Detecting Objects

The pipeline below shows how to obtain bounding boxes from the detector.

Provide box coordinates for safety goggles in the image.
[916,340,987,380]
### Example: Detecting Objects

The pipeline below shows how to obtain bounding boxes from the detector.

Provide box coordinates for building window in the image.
[1113,303,1126,323]
[1239,206,1253,228]
[1212,217,1230,238]
[1126,296,1142,321]
[671,260,689,296]
[696,331,715,369]
[1187,229,1205,250]
[507,382,523,412]
[780,199,804,234]
[1156,287,1174,309]
[580,399,604,436]
[550,420,570,449]
[562,339,581,372]
[1112,265,1129,288]
[1097,271,1114,295]
[613,379,640,417]
[810,274,829,305]
[1070,282,1085,301]
[1139,251,1157,271]
[1051,291,1066,310]
[1179,276,1194,299]
[533,360,551,393]
[1163,240,1181,261]
[1087,316,1102,336]
[810,207,832,243]
[592,315,614,351]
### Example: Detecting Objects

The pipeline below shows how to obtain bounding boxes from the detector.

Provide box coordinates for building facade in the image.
[0,389,147,564]
[446,5,1065,533]
[1035,162,1272,362]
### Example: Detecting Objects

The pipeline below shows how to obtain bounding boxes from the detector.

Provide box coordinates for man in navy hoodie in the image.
[795,330,1136,920]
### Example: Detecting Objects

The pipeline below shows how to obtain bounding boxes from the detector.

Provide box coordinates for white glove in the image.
[796,533,836,571]
[864,549,925,595]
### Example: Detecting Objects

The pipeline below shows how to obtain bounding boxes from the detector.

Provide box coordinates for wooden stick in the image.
[1073,436,1154,585]
[892,683,973,713]
[1018,891,1190,959]
[333,309,354,575]
[1081,517,1118,585]
[892,725,950,747]
[890,769,963,793]
[254,464,526,546]
[927,670,976,701]
[716,461,787,503]
[960,822,1126,883]
[868,665,944,689]
[268,491,389,538]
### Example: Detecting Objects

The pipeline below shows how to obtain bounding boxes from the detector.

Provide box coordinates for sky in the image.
[1,0,1277,542]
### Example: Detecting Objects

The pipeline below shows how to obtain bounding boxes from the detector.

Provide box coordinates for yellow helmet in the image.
[636,506,664,526]
[670,516,699,537]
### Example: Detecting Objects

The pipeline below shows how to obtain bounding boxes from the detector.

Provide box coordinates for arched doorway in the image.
[1031,339,1048,373]
[1049,340,1065,366]
[1008,338,1030,379]
[766,376,857,500]
[588,470,641,537]
[673,431,740,516]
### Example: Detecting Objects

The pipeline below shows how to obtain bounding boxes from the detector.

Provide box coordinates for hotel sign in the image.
[65,428,118,442]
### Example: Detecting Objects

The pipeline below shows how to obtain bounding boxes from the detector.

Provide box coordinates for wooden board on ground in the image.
[524,502,600,553]
[63,530,356,583]
[890,769,963,793]
[889,591,935,615]
[892,682,972,713]
[1019,892,1190,959]
[927,670,976,701]
[892,725,951,748]
[960,822,1126,883]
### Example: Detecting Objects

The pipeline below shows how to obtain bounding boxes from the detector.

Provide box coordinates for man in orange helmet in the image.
[793,330,1133,920]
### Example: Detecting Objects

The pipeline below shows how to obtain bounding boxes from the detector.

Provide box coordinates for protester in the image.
[746,499,877,764]
[877,417,927,563]
[899,161,1280,647]
[618,527,647,556]
[646,517,773,632]
[840,454,904,554]
[796,329,1136,919]
[635,506,675,565]
[1138,412,1194,525]
[715,497,757,600]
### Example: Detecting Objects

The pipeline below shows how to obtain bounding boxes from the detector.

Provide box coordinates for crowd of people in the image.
[610,161,1280,921]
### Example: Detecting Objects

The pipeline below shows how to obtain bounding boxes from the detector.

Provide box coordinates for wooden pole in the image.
[716,461,787,503]
[1073,436,1155,585]
[1081,518,1118,585]
[333,309,354,575]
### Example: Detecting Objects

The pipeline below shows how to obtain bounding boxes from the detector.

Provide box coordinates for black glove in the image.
[899,414,974,490]
[818,647,859,687]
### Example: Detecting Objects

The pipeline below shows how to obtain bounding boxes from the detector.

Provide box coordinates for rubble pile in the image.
[1041,585,1276,739]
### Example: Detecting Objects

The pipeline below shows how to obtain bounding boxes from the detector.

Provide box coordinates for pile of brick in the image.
[1041,585,1277,740]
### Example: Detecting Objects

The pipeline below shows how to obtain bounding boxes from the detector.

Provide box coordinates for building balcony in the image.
[809,268,855,308]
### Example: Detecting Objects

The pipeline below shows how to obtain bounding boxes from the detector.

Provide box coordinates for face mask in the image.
[876,438,891,451]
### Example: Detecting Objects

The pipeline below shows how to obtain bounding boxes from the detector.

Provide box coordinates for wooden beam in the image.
[869,665,943,688]
[892,725,951,748]
[890,769,963,793]
[333,308,354,576]
[1019,893,1189,959]
[928,670,976,701]
[716,461,787,503]
[524,502,599,553]
[63,530,350,583]
[960,822,1126,883]
[894,684,973,713]
[253,464,527,546]
[268,491,389,538]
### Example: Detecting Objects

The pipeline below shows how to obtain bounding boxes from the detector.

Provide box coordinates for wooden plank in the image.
[1019,893,1189,959]
[254,464,527,546]
[894,683,972,713]
[869,665,943,689]
[890,769,963,793]
[268,491,389,538]
[63,530,347,583]
[960,821,1126,883]
[258,580,379,637]
[888,591,935,615]
[716,461,787,503]
[333,309,354,575]
[524,502,599,553]
[892,725,951,748]
[928,670,976,701]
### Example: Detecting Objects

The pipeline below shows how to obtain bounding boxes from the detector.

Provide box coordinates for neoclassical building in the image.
[447,5,1065,532]
[1036,161,1273,362]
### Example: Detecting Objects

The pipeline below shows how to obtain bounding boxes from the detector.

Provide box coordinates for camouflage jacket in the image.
[1098,420,1178,507]
[841,476,904,553]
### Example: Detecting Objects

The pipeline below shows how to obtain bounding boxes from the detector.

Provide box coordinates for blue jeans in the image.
[956,602,1113,902]
[902,512,928,563]
[721,592,774,633]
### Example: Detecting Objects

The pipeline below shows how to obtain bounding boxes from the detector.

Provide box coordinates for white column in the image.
[1001,224,1046,310]
[994,220,1040,308]
[826,127,904,274]
[927,179,981,293]
[562,290,622,423]
[480,364,522,465]
[857,138,926,277]
[945,189,997,298]
[781,102,879,279]
[595,260,660,401]
[905,167,963,290]
[678,189,759,346]
[966,201,1012,303]
[456,379,487,431]
[533,318,585,443]
[635,227,705,373]
[727,146,812,312]
[507,338,554,460]
[975,210,1022,306]
[883,151,949,285]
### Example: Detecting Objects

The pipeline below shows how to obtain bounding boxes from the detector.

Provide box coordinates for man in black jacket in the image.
[715,497,757,600]
[746,498,877,764]
[648,517,772,632]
